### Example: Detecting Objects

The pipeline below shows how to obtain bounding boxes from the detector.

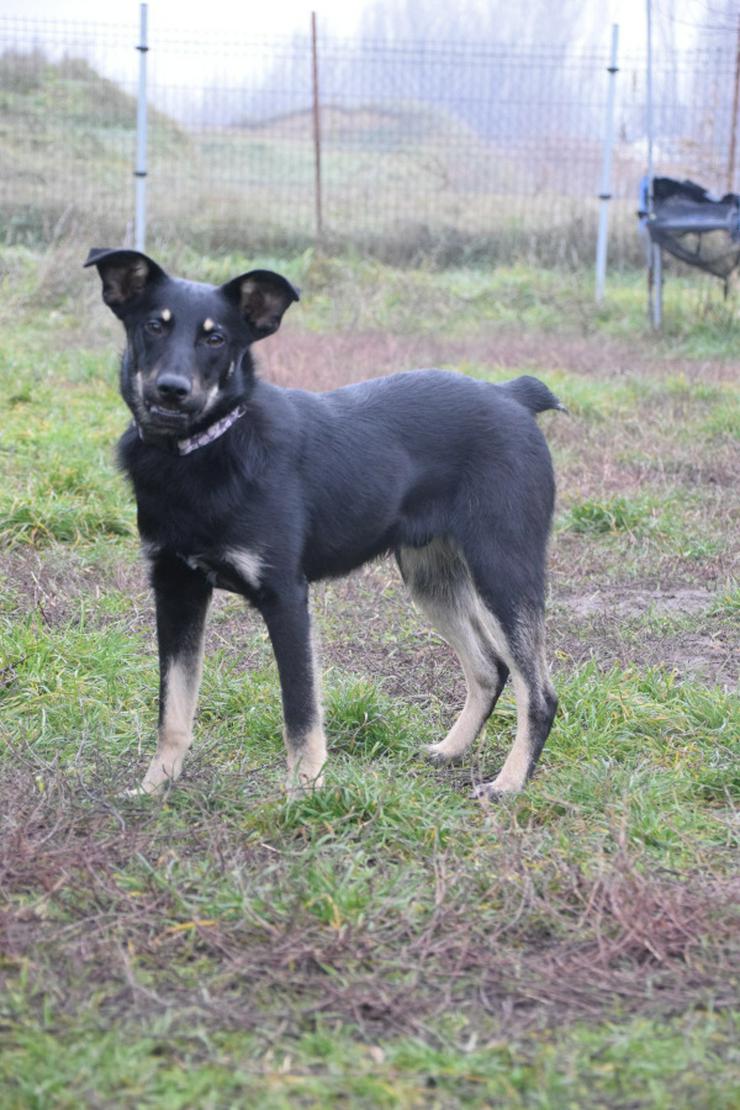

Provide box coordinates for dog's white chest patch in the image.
[223,547,262,590]
[178,549,262,592]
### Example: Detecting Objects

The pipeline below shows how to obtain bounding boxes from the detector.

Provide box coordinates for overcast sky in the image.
[5,0,361,36]
[0,0,701,50]
[0,0,708,93]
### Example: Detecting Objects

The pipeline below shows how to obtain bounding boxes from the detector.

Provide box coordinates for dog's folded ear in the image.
[220,270,299,340]
[84,249,167,316]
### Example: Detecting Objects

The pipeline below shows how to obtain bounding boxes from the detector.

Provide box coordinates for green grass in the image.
[1,248,738,1106]
[2,1014,738,1109]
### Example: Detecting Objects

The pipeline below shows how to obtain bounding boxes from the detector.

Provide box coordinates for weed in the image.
[564,496,652,535]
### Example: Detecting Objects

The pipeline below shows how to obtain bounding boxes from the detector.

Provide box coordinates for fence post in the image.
[727,14,740,193]
[311,11,323,242]
[648,242,663,329]
[134,3,149,252]
[643,0,661,328]
[595,23,619,303]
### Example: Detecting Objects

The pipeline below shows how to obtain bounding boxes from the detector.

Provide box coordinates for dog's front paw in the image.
[285,769,325,800]
[132,749,184,798]
[472,778,522,803]
[285,728,327,799]
[120,778,168,799]
[423,742,463,766]
[137,780,168,797]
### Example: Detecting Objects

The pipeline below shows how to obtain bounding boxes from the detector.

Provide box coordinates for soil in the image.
[261,326,739,389]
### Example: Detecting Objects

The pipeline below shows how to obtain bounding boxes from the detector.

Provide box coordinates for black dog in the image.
[85,248,563,799]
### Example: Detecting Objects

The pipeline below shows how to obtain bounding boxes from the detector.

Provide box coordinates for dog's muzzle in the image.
[142,372,202,431]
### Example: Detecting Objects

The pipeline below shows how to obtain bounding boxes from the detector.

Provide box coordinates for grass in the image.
[2,1015,738,1108]
[0,245,738,1107]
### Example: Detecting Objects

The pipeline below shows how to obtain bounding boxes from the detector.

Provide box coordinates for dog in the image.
[85,248,563,800]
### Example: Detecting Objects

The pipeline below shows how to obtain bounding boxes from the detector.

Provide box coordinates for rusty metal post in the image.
[311,11,323,241]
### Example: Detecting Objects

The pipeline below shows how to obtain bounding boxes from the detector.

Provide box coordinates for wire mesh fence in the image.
[1,15,737,267]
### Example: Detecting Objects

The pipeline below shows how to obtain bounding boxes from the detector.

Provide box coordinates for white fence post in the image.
[311,11,323,241]
[595,23,619,303]
[134,3,149,252]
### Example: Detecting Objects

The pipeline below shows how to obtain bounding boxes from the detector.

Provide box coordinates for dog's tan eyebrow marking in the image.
[202,318,214,331]
[161,308,172,322]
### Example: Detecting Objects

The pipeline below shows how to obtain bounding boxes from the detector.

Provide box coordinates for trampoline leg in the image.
[649,242,663,330]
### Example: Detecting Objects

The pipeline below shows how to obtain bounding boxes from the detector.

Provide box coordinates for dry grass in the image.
[2,764,737,1042]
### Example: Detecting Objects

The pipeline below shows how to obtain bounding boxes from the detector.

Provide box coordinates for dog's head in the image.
[85,248,298,437]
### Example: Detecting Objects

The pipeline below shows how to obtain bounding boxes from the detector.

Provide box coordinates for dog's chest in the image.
[180,553,239,593]
[143,541,264,595]
[183,548,263,594]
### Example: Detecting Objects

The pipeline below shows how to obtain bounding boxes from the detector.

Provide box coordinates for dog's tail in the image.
[497,374,568,415]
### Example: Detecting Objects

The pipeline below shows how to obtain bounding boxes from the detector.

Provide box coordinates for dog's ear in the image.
[84,248,167,316]
[220,270,299,340]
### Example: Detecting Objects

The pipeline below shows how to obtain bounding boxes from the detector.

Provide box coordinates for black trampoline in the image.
[638,175,740,325]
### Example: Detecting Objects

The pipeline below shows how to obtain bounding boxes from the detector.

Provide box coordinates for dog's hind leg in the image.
[137,554,212,796]
[397,540,509,763]
[257,583,327,798]
[474,616,557,798]
[463,558,558,797]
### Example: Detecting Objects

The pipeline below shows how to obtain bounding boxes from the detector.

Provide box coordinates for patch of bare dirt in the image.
[324,573,738,695]
[545,579,737,691]
[559,587,716,620]
[262,327,738,390]
[553,618,737,692]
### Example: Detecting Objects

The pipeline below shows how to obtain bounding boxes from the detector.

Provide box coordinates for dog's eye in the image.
[205,333,225,348]
[145,319,164,336]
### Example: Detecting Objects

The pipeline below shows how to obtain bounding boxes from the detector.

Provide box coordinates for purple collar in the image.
[136,403,247,455]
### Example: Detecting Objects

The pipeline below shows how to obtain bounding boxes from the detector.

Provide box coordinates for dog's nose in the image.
[156,373,192,401]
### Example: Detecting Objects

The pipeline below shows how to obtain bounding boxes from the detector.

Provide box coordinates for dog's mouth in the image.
[143,403,199,432]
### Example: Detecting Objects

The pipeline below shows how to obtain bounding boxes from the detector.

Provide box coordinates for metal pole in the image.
[646,0,661,328]
[310,11,323,241]
[727,14,740,193]
[645,0,654,217]
[595,23,619,303]
[650,243,662,329]
[134,4,149,252]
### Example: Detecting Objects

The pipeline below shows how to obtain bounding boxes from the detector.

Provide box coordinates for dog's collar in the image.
[135,403,247,455]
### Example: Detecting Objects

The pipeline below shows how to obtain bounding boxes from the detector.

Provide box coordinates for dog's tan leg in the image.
[423,615,506,763]
[483,671,532,793]
[138,650,205,794]
[400,541,556,792]
[285,721,327,798]
[257,587,328,798]
[398,541,508,763]
[284,616,327,797]
[474,631,557,798]
[131,554,211,797]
